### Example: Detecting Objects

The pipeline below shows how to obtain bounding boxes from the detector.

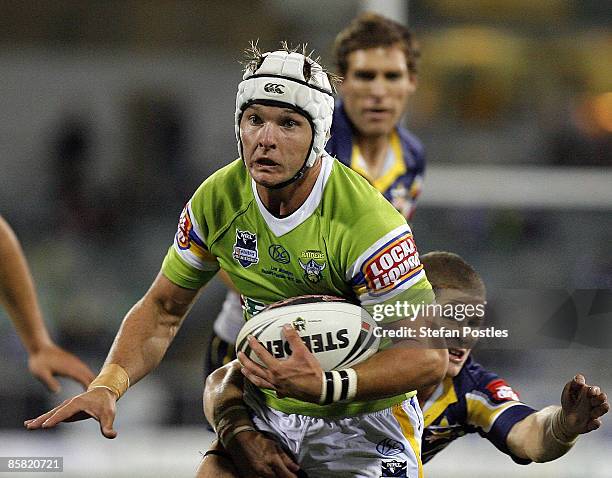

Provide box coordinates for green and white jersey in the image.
[162,153,434,417]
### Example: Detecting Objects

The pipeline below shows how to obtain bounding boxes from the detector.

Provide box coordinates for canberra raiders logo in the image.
[233,230,259,268]
[299,258,326,283]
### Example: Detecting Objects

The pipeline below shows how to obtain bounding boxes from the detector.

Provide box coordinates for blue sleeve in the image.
[484,403,537,465]
[463,361,537,465]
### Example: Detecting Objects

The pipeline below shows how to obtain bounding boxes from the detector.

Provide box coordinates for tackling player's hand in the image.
[230,432,301,478]
[238,324,323,404]
[560,374,609,437]
[24,387,118,439]
[28,342,95,393]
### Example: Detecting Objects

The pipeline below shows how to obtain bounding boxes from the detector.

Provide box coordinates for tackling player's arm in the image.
[199,360,301,478]
[0,215,95,392]
[506,374,609,463]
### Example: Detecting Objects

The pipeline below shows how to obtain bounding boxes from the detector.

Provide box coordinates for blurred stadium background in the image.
[1,0,610,476]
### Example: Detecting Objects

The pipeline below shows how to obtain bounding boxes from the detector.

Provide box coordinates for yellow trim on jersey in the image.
[188,241,218,262]
[392,403,424,478]
[466,393,519,432]
[350,143,369,181]
[350,131,406,193]
[423,377,458,427]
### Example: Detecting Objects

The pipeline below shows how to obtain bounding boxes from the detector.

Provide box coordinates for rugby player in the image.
[207,11,425,382]
[25,45,446,478]
[0,215,94,392]
[199,251,609,476]
[417,252,608,464]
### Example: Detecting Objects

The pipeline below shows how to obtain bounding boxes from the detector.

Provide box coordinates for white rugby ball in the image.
[236,295,380,371]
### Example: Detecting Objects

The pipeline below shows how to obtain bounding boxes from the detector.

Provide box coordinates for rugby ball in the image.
[236,295,380,371]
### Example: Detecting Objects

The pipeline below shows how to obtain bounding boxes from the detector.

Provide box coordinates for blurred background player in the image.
[0,215,94,392]
[199,251,608,477]
[206,11,425,382]
[327,11,423,219]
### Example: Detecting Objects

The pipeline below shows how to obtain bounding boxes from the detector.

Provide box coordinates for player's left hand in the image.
[28,342,96,393]
[560,374,609,436]
[238,324,323,403]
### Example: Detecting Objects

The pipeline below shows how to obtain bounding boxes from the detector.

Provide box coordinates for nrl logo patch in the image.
[299,258,326,283]
[380,459,408,477]
[233,230,259,268]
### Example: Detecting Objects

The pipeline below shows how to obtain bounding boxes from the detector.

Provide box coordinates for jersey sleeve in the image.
[346,222,433,314]
[465,368,537,464]
[161,196,220,290]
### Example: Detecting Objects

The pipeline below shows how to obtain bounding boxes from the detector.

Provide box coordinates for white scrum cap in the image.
[235,49,335,168]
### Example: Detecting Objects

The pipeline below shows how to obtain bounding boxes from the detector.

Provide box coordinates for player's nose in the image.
[257,122,278,149]
[368,75,387,97]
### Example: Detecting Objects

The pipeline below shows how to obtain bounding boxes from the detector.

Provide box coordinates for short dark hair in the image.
[421,251,486,299]
[333,11,420,77]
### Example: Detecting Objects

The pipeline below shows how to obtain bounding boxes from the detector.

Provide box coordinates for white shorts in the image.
[245,393,424,478]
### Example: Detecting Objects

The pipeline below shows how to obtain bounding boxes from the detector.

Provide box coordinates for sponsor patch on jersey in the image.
[486,379,520,402]
[381,459,407,477]
[300,249,325,261]
[177,206,192,250]
[362,232,422,296]
[376,438,405,457]
[233,230,259,268]
[269,244,290,264]
[299,258,326,283]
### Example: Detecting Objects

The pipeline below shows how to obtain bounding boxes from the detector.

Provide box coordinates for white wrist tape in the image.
[550,408,578,445]
[319,368,358,405]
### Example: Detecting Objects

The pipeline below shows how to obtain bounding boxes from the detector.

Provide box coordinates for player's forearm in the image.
[104,297,184,385]
[84,274,199,400]
[507,406,577,462]
[353,347,447,400]
[0,217,52,353]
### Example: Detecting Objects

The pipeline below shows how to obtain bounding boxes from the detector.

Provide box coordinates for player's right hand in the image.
[560,374,609,436]
[230,430,301,478]
[23,387,118,439]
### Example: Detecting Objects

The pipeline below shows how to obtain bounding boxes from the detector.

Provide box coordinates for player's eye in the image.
[385,72,402,81]
[280,116,301,128]
[354,71,376,81]
[247,114,262,125]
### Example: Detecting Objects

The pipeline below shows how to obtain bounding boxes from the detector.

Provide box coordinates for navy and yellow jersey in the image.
[421,356,537,465]
[325,100,425,220]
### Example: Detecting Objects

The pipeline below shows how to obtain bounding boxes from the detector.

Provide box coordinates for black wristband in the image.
[323,371,334,405]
